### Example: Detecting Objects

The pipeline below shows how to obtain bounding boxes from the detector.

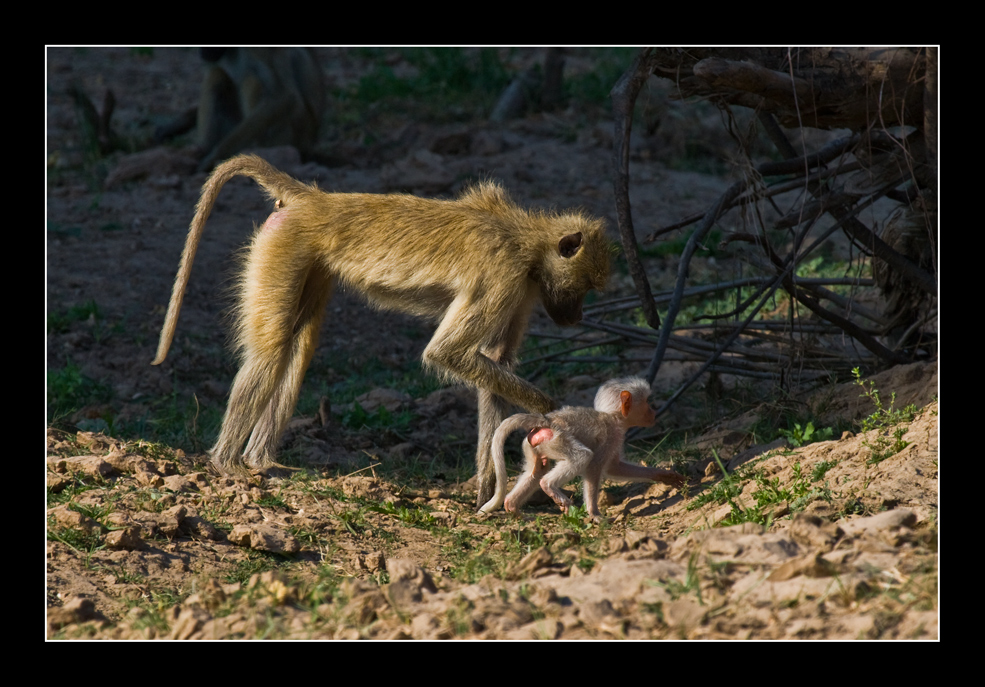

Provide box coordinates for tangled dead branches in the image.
[598,47,937,416]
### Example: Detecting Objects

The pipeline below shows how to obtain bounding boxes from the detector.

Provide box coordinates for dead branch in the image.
[585,276,876,317]
[652,273,788,414]
[642,179,749,383]
[644,160,867,242]
[611,48,662,330]
[760,112,936,296]
[726,230,909,365]
[645,47,927,130]
[520,336,623,366]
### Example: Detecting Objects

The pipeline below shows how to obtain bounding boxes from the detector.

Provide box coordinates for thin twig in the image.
[585,276,875,316]
[341,462,382,479]
[892,308,938,351]
[679,321,844,333]
[643,136,864,243]
[520,335,623,366]
[644,180,750,384]
[653,272,787,417]
[611,48,662,329]
[735,205,912,364]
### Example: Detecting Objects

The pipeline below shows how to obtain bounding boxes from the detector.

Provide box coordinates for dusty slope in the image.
[47,362,937,639]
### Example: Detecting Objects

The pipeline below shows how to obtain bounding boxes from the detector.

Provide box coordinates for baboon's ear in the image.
[558,232,583,258]
[620,390,633,417]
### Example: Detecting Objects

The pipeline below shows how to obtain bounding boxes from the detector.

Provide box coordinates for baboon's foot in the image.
[253,463,301,480]
[210,455,252,479]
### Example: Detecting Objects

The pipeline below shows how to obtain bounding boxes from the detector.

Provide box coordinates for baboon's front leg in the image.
[476,388,512,507]
[421,294,552,506]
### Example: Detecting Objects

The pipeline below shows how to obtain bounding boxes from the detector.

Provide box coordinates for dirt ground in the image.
[46,47,938,640]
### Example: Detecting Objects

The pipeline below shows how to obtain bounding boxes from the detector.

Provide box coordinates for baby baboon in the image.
[152,154,610,505]
[157,47,325,172]
[479,377,684,520]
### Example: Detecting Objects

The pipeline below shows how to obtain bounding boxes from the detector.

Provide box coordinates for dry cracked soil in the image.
[46,47,939,640]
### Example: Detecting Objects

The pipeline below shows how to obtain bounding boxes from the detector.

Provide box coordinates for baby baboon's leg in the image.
[242,266,334,467]
[580,459,606,520]
[605,460,685,488]
[538,440,593,514]
[504,441,550,513]
[538,462,578,513]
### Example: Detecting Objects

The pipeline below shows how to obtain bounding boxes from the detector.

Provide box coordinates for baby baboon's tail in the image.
[478,412,550,514]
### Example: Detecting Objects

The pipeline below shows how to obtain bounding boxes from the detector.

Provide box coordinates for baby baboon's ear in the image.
[558,232,583,258]
[620,390,633,417]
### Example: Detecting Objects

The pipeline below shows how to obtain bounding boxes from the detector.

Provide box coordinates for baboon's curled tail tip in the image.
[150,345,168,366]
[150,323,176,366]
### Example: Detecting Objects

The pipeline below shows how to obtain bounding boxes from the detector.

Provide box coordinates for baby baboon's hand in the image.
[657,470,686,489]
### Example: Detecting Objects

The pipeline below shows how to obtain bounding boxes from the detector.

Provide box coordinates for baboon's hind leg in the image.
[209,219,330,475]
[243,266,334,468]
[210,346,291,474]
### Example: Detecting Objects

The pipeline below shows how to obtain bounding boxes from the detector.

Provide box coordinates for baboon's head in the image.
[538,214,610,326]
[596,377,654,426]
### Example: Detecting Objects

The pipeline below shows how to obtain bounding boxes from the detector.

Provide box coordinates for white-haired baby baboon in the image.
[479,376,685,520]
[152,154,610,505]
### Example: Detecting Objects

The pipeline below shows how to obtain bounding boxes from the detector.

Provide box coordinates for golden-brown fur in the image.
[153,154,609,504]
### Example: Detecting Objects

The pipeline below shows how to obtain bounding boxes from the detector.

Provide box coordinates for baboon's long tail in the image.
[151,154,309,365]
[478,413,549,514]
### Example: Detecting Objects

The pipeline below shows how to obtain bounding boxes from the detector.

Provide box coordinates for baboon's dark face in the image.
[542,291,584,326]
